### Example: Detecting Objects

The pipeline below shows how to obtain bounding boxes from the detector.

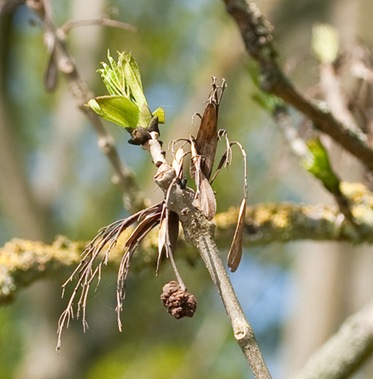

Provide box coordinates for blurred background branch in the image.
[2,180,373,305]
[291,300,373,379]
[223,0,373,170]
[27,0,145,212]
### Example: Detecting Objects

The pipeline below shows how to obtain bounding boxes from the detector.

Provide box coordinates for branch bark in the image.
[218,181,373,246]
[172,185,271,377]
[290,300,373,379]
[222,0,373,170]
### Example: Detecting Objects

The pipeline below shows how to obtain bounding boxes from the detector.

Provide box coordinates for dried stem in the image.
[61,18,137,34]
[56,217,133,349]
[56,202,163,349]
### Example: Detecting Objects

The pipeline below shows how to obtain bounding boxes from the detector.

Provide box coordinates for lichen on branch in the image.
[2,180,373,305]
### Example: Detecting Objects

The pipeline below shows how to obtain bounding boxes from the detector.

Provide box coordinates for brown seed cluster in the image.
[160,281,197,319]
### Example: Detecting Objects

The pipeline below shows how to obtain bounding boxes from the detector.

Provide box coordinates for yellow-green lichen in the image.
[271,210,290,229]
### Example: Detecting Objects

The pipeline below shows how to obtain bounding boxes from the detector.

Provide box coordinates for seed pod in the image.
[160,281,197,319]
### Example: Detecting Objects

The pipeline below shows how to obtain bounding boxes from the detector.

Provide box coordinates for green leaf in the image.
[122,53,147,107]
[302,138,340,193]
[88,51,166,130]
[152,107,165,124]
[87,96,139,128]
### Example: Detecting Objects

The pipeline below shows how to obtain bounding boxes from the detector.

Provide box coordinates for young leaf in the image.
[88,51,165,130]
[152,107,166,124]
[302,138,340,193]
[87,96,139,128]
[122,53,147,108]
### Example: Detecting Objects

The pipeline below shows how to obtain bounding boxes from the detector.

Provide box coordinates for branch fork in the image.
[56,78,271,378]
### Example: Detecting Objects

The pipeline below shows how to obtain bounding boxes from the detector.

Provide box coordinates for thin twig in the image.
[273,107,359,229]
[61,17,137,34]
[146,126,271,377]
[319,62,357,130]
[169,183,271,378]
[25,0,145,212]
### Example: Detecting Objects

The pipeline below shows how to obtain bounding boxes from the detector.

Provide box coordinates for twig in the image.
[290,300,373,379]
[319,62,357,130]
[147,129,271,377]
[173,190,272,378]
[273,107,359,229]
[61,18,137,34]
[222,0,373,170]
[25,0,145,212]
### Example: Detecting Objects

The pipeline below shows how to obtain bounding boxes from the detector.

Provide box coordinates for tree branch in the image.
[1,182,373,304]
[172,185,271,377]
[0,236,83,304]
[140,124,269,377]
[218,181,373,246]
[222,0,373,170]
[290,300,373,379]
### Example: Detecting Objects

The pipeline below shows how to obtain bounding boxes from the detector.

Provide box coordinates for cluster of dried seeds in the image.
[160,281,197,319]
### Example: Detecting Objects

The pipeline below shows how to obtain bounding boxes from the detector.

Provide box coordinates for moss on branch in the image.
[217,182,373,246]
[0,237,84,304]
[1,182,373,304]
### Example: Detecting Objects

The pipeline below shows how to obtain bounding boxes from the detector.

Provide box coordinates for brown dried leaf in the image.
[125,211,161,250]
[158,217,167,255]
[227,198,246,272]
[190,78,226,181]
[193,174,217,221]
[194,102,218,180]
[156,209,180,274]
[210,149,229,184]
[190,138,217,220]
